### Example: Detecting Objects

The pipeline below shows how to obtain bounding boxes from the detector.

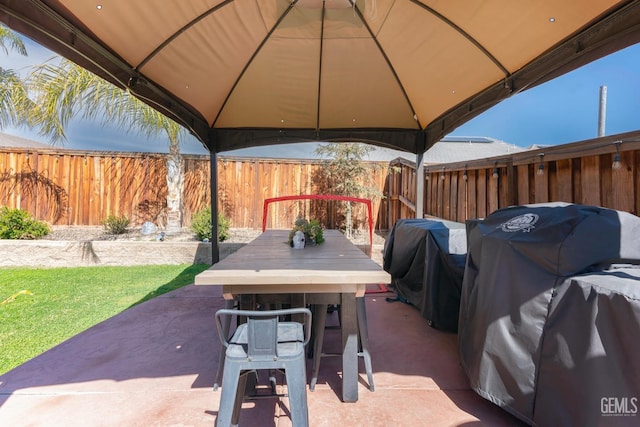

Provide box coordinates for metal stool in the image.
[309,297,374,392]
[215,307,312,427]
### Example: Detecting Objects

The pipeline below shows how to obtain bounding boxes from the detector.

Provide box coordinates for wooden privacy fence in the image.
[0,147,390,231]
[385,130,640,226]
[5,129,639,232]
[218,157,389,231]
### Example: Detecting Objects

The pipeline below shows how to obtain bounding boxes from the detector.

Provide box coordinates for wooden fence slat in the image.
[467,170,477,220]
[534,161,549,203]
[581,156,601,206]
[611,151,635,213]
[554,159,573,203]
[477,169,487,218]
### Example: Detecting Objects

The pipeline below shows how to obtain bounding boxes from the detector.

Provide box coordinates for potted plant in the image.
[288,218,324,247]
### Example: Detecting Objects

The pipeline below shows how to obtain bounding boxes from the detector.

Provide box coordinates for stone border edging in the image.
[0,240,246,267]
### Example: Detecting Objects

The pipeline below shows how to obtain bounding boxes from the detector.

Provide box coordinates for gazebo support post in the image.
[415,151,424,219]
[415,131,427,219]
[209,133,220,265]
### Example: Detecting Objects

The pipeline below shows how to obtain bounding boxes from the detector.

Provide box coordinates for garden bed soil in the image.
[41,226,386,246]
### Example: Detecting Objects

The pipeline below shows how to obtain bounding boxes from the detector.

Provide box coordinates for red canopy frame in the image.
[262,194,373,248]
[262,194,387,294]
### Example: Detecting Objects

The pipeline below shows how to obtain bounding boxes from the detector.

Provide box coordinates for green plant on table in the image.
[288,217,324,246]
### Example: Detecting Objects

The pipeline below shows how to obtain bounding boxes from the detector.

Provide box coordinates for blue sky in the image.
[452,43,640,147]
[1,36,639,156]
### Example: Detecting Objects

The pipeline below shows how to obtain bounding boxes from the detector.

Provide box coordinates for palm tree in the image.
[0,24,188,232]
[25,57,188,233]
[0,25,34,130]
[0,25,26,55]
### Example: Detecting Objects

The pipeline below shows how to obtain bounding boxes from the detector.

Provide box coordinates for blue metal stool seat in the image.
[215,307,312,427]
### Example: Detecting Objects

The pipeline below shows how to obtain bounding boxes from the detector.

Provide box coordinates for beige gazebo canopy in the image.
[1,0,640,260]
[1,0,639,154]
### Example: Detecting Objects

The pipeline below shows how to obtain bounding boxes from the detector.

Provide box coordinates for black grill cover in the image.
[383,219,467,332]
[459,202,640,425]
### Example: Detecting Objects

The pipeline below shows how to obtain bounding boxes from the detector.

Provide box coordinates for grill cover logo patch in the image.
[501,213,539,232]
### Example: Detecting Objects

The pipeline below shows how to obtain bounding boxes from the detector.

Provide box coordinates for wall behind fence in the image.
[385,130,640,227]
[0,147,389,231]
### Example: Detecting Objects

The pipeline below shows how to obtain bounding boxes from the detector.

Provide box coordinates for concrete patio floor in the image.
[0,282,527,426]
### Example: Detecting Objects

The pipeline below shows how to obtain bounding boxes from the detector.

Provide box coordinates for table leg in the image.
[340,292,358,402]
[289,293,306,323]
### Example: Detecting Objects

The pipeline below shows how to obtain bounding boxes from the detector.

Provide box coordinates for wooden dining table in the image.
[194,229,391,402]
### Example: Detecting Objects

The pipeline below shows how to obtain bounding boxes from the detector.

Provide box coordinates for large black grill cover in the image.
[383,219,467,332]
[459,202,640,425]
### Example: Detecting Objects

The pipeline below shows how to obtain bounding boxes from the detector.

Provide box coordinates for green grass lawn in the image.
[0,264,209,375]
